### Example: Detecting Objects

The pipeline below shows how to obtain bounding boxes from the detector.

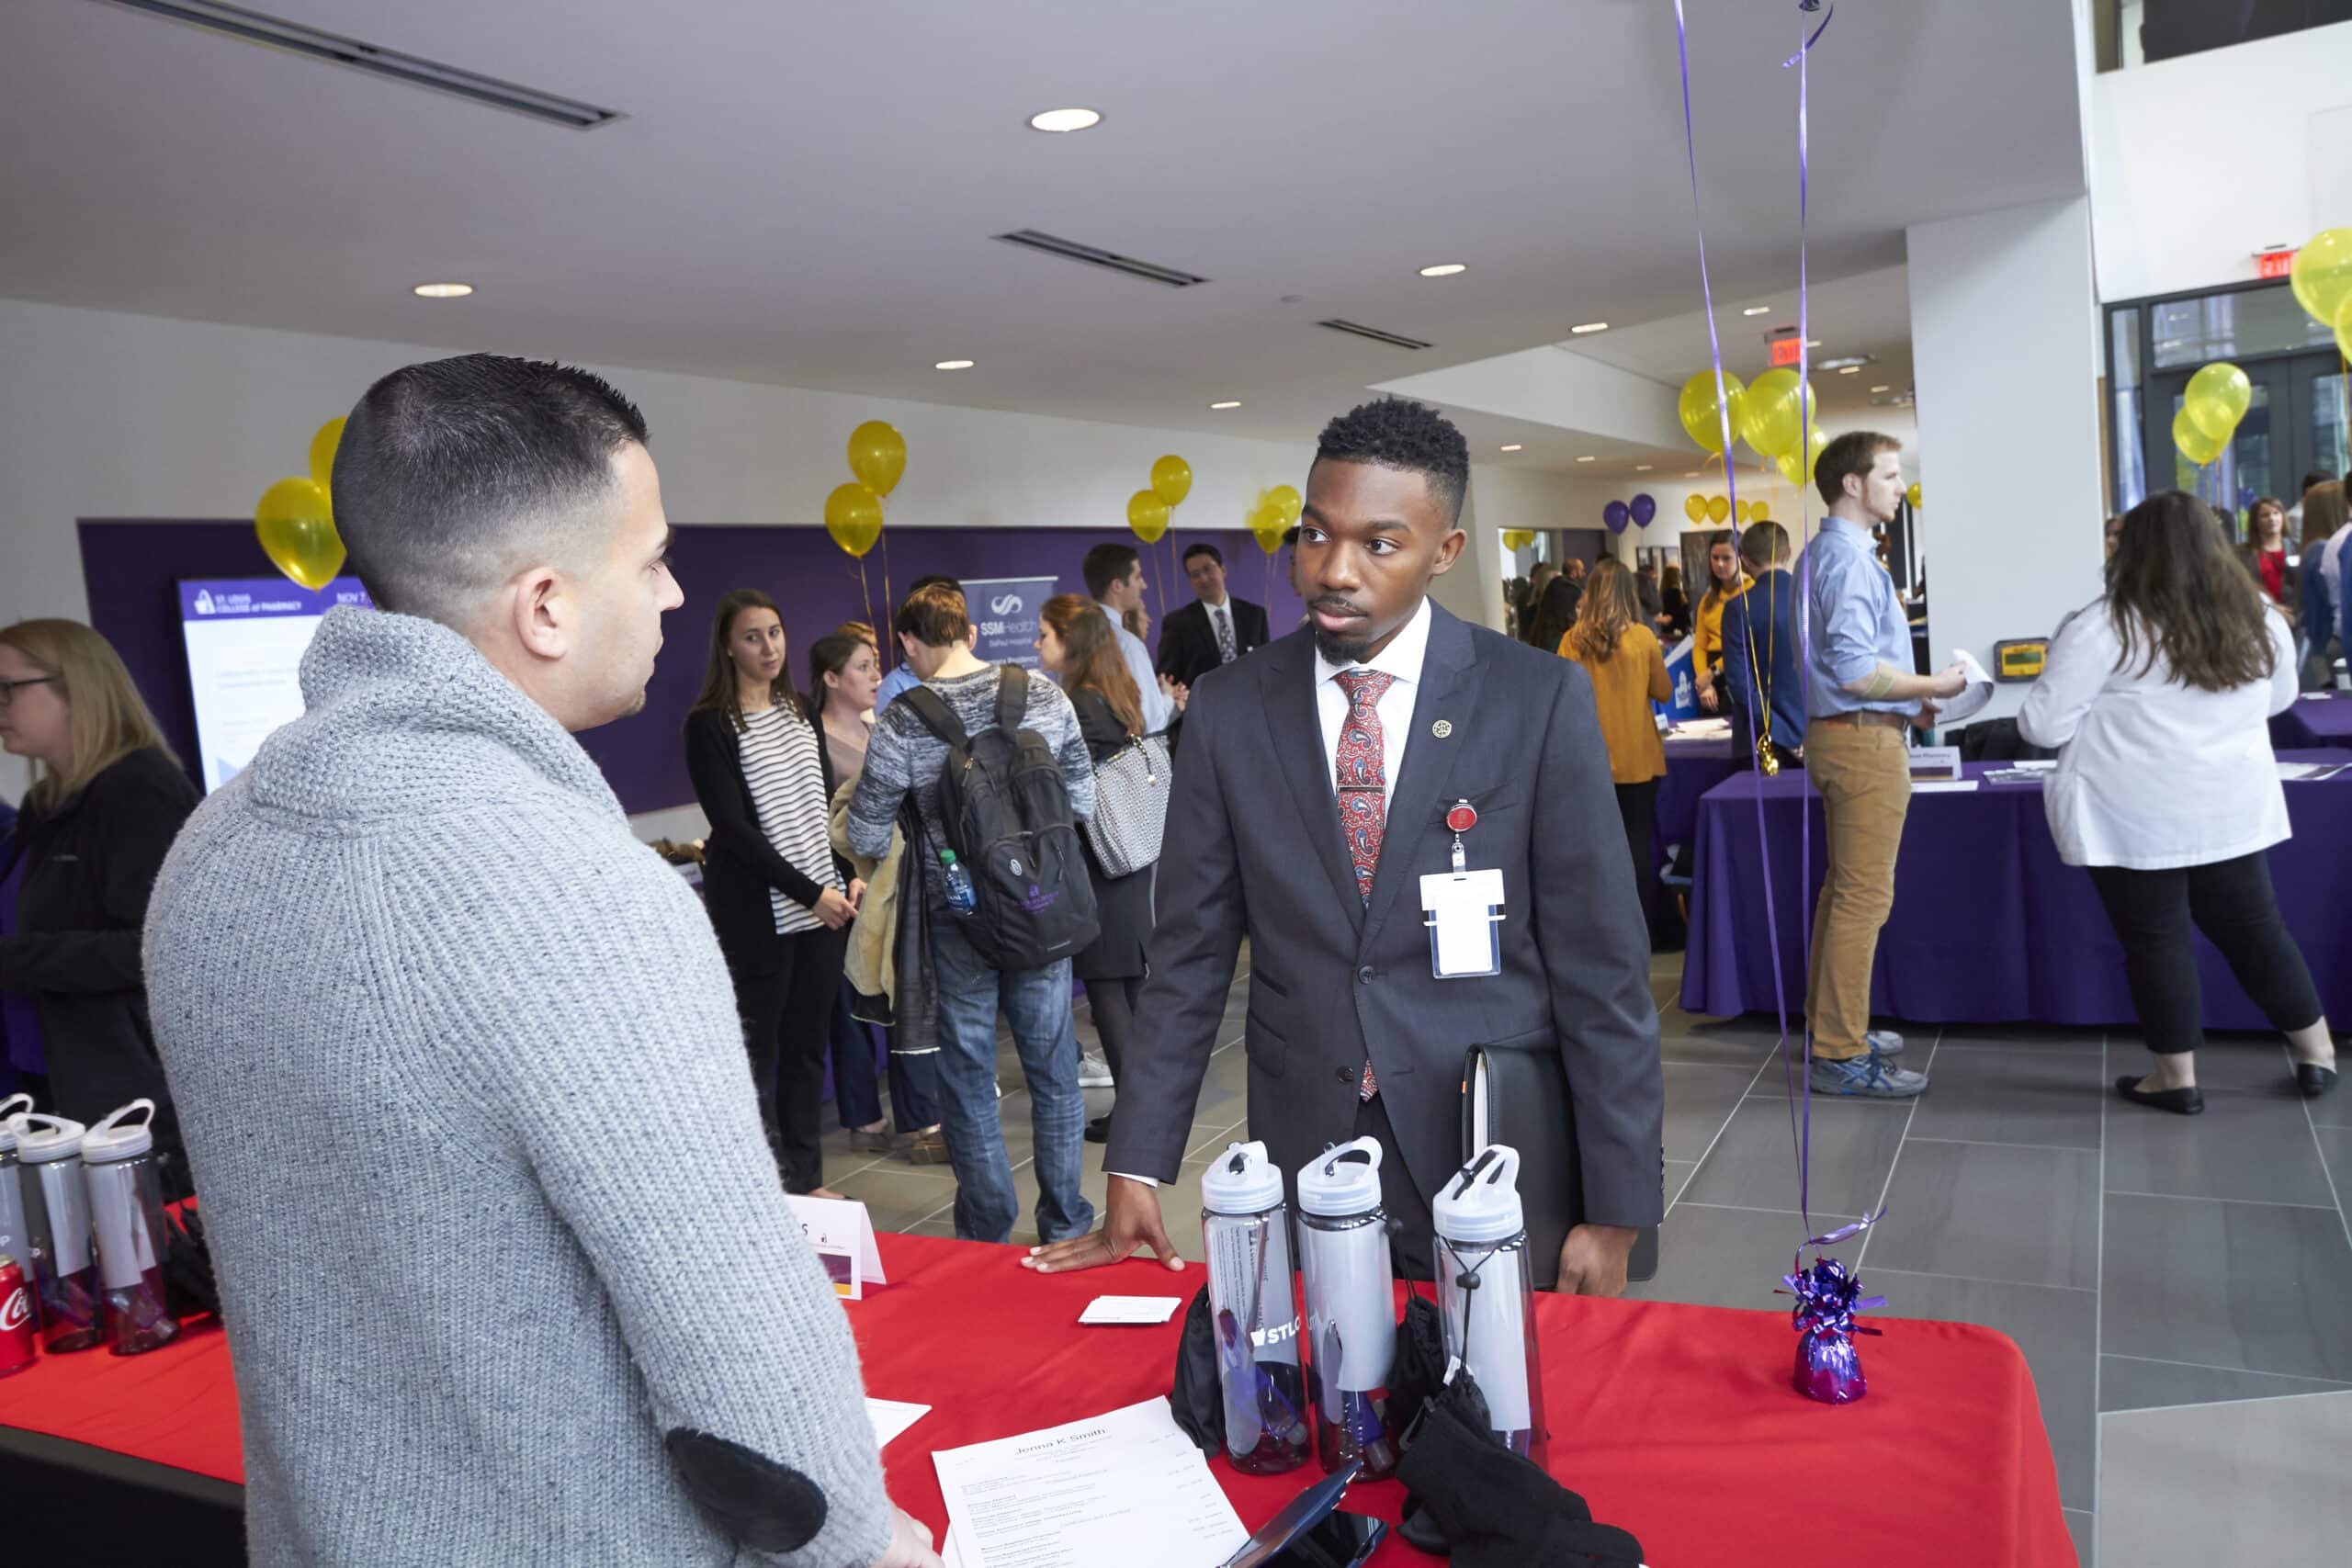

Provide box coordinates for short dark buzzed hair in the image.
[1182,541,1223,568]
[1312,397,1470,524]
[1083,542,1141,600]
[333,354,648,625]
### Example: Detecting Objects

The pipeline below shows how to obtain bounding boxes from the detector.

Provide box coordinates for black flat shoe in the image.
[2297,1063,2338,1099]
[2116,1075,2204,1115]
[1084,1115,1111,1144]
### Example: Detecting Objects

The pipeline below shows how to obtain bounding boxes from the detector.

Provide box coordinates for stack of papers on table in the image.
[934,1397,1247,1568]
[1668,717,1733,739]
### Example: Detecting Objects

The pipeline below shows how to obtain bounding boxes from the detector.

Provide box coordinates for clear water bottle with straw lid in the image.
[11,1112,101,1352]
[1295,1136,1399,1478]
[1431,1144,1547,1461]
[80,1099,180,1356]
[1199,1140,1309,1474]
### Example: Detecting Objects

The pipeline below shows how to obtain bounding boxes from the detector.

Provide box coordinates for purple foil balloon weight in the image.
[1629,493,1657,528]
[1782,1252,1884,1404]
[1602,500,1631,534]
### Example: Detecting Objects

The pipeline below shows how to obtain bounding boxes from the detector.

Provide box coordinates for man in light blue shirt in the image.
[1080,543,1177,734]
[1796,433,1965,1100]
[872,575,960,715]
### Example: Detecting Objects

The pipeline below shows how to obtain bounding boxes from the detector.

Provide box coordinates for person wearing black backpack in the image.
[845,581,1101,1247]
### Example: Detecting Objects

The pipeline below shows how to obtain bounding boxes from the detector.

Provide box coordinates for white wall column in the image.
[1906,194,2105,723]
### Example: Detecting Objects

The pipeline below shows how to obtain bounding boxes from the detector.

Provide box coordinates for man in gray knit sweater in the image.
[846,583,1096,1248]
[145,356,939,1567]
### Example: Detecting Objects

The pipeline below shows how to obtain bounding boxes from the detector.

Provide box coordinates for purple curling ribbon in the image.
[1780,1216,1885,1404]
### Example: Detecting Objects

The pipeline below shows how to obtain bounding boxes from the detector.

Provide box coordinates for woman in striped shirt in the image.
[685,590,865,1197]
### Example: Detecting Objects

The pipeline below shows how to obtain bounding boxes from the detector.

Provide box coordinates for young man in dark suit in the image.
[1023,398,1663,1291]
[1157,542,1270,693]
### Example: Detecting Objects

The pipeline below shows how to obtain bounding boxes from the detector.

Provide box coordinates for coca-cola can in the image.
[0,1258,36,1378]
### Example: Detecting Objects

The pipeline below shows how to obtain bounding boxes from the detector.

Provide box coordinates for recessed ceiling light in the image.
[1569,321,1609,334]
[1209,400,1241,410]
[1499,444,1523,452]
[933,358,975,370]
[1575,455,1596,463]
[1837,366,1861,375]
[1685,471,1701,478]
[1806,338,1821,347]
[1418,263,1468,277]
[1869,385,1891,393]
[1027,107,1102,133]
[412,282,472,299]
[1635,464,1653,471]
[1742,305,1772,317]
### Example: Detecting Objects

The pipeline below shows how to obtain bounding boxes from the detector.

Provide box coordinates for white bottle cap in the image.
[80,1099,157,1165]
[0,1092,33,1155]
[1296,1136,1385,1218]
[1432,1144,1524,1245]
[1199,1140,1284,1215]
[11,1111,88,1166]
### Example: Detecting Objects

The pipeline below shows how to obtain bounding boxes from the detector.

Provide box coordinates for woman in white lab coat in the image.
[2020,491,2335,1113]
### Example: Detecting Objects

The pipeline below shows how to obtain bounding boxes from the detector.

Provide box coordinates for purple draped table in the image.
[1680,750,2352,1030]
[2270,694,2352,750]
[1657,729,1742,868]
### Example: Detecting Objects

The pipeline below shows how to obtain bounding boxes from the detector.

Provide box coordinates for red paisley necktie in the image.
[1334,669,1394,1100]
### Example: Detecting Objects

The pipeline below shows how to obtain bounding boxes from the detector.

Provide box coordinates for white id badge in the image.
[1420,868,1506,979]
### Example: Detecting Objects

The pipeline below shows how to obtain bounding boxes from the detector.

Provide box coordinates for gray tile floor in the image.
[814,947,2352,1567]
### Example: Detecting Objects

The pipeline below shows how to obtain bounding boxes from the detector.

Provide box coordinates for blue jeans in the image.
[928,916,1094,1245]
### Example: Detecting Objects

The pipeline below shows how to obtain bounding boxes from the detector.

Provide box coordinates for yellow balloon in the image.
[308,416,345,491]
[1705,495,1732,525]
[1678,371,1745,454]
[2335,295,2352,363]
[1251,521,1286,556]
[1905,482,1922,511]
[2172,408,2225,468]
[1748,500,1771,523]
[1777,426,1830,489]
[2183,362,2252,442]
[846,422,907,498]
[1150,455,1193,509]
[1128,489,1170,544]
[2290,229,2352,327]
[1734,500,1752,525]
[1501,528,1536,551]
[1740,368,1817,459]
[824,482,884,558]
[254,477,345,591]
[1683,492,1709,524]
[1265,484,1303,525]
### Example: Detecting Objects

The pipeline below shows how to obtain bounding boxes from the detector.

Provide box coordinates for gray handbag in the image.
[1081,734,1171,878]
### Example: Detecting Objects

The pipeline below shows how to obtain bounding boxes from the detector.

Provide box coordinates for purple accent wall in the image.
[77,520,1304,815]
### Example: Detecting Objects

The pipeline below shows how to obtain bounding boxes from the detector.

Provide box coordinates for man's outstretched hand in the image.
[1021,1175,1189,1274]
[1555,1223,1637,1297]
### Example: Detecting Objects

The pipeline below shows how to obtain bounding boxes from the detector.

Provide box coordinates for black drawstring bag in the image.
[1168,1284,1225,1455]
[1395,1371,1645,1566]
[161,1203,220,1322]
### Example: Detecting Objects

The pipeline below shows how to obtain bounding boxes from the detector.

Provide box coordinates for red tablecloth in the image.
[0,1233,2073,1566]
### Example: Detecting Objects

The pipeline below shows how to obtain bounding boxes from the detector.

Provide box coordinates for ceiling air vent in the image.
[992,231,1208,288]
[94,1,625,130]
[1317,319,1432,351]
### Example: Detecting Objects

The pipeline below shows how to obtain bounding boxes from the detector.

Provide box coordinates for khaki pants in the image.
[1804,720,1912,1060]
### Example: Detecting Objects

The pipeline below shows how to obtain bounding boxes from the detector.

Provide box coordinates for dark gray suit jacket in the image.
[1106,600,1665,1233]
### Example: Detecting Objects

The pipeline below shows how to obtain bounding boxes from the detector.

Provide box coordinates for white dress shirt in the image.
[1115,597,1433,1189]
[1312,596,1432,823]
[2018,596,2298,870]
[1098,602,1175,734]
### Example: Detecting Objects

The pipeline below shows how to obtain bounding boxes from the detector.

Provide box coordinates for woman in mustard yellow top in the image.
[1560,557,1673,927]
[1691,531,1752,714]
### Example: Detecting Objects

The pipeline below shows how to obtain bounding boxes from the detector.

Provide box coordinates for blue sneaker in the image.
[1810,1047,1928,1099]
[1865,1030,1907,1057]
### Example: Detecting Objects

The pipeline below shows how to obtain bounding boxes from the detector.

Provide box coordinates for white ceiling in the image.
[0,0,2083,450]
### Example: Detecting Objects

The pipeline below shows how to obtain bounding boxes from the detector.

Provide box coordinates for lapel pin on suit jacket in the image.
[1431,720,1453,739]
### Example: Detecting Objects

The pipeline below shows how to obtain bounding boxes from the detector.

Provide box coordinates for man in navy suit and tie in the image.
[1024,398,1662,1291]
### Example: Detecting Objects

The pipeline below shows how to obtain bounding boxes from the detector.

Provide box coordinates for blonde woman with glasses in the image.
[0,619,199,1196]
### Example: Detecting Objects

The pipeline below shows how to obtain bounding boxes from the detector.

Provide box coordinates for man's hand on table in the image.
[872,1505,944,1568]
[1020,1176,1189,1275]
[1555,1224,1637,1297]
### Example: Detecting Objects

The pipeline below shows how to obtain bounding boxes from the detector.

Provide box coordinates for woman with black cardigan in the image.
[0,620,199,1197]
[684,591,865,1196]
[1035,594,1158,1145]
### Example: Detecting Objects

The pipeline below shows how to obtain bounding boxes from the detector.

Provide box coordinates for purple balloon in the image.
[1630,493,1657,527]
[1603,500,1631,532]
